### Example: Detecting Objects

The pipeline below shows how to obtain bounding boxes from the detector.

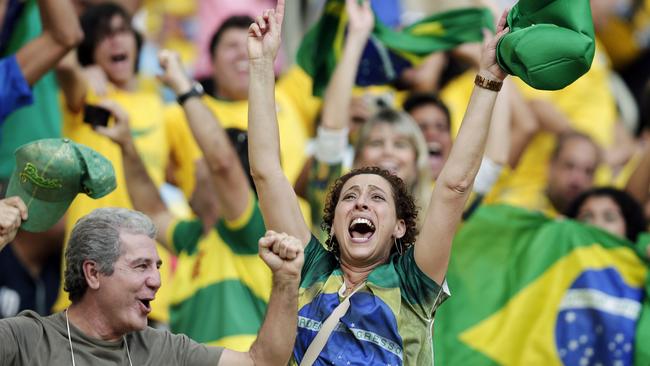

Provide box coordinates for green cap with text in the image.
[6,138,116,232]
[496,0,595,90]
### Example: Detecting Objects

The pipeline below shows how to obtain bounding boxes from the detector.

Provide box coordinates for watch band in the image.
[177,82,204,105]
[474,74,503,92]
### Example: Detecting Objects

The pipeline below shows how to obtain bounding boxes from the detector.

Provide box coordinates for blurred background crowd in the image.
[1,0,650,364]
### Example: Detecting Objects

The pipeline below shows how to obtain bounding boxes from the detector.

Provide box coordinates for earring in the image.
[394,237,404,256]
[325,232,341,262]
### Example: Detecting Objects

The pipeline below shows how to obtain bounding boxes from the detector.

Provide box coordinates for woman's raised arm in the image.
[247,0,312,245]
[415,10,510,284]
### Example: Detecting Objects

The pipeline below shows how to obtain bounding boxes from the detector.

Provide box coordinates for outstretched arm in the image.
[55,51,90,113]
[248,0,311,245]
[415,11,510,284]
[320,0,373,132]
[158,50,250,221]
[0,197,27,250]
[17,0,83,86]
[94,102,175,251]
[218,230,303,366]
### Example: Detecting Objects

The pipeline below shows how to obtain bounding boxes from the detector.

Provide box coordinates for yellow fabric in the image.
[440,71,475,138]
[598,0,650,68]
[164,104,203,198]
[205,335,258,350]
[595,150,643,189]
[163,66,321,197]
[168,228,272,309]
[53,87,173,322]
[441,44,617,214]
[276,67,323,137]
[224,191,256,230]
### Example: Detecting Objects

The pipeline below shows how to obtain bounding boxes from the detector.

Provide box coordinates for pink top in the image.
[194,0,277,78]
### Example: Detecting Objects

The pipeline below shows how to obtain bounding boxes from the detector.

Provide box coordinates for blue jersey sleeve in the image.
[0,56,33,122]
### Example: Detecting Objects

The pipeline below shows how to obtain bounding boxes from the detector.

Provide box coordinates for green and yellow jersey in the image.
[167,193,270,351]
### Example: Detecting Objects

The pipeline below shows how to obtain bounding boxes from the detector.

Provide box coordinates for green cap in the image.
[6,138,116,232]
[496,0,595,90]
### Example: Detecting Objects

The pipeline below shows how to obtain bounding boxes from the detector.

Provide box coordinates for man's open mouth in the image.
[138,298,152,313]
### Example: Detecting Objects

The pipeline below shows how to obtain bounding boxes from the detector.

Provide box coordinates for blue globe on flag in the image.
[555,268,643,366]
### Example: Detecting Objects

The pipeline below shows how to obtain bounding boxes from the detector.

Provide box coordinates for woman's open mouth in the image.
[349,217,376,243]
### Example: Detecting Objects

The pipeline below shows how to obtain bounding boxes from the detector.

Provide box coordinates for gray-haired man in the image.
[0,206,303,365]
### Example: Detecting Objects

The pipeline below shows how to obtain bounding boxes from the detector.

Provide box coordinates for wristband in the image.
[474,74,503,92]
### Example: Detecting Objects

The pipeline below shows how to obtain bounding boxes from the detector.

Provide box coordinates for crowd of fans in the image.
[0,0,649,364]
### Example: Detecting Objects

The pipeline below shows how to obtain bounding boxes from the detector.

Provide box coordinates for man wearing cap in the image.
[0,206,303,365]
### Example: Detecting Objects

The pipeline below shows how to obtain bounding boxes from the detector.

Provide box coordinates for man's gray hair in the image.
[64,207,157,302]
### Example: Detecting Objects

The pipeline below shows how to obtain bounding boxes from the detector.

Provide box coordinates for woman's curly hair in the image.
[321,166,419,256]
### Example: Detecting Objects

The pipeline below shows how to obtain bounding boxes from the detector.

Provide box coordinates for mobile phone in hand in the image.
[83,104,111,127]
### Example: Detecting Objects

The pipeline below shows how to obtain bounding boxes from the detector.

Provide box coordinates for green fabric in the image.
[636,232,650,365]
[174,200,265,256]
[169,199,270,347]
[293,236,447,365]
[434,204,650,365]
[297,1,494,96]
[637,232,650,258]
[6,138,116,232]
[0,0,62,180]
[172,219,204,255]
[496,0,595,90]
[216,200,265,255]
[299,236,339,288]
[169,280,268,344]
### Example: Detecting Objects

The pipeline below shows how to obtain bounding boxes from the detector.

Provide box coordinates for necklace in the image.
[65,309,133,366]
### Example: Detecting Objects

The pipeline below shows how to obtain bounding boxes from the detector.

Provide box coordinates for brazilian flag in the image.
[435,205,650,366]
[296,0,494,96]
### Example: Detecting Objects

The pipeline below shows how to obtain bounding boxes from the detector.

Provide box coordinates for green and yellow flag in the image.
[296,0,494,96]
[435,204,650,366]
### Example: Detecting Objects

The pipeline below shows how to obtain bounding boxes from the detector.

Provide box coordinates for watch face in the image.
[193,82,204,94]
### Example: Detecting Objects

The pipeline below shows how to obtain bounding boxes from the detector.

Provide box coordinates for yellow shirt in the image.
[441,44,617,213]
[53,87,173,322]
[164,66,322,197]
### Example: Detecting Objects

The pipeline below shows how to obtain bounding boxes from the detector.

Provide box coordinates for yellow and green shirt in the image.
[167,194,270,351]
[292,237,449,365]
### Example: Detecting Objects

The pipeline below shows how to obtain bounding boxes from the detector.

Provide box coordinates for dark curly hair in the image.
[321,166,419,257]
[565,187,647,242]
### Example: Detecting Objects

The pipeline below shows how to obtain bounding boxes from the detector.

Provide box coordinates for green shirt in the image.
[0,0,62,180]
